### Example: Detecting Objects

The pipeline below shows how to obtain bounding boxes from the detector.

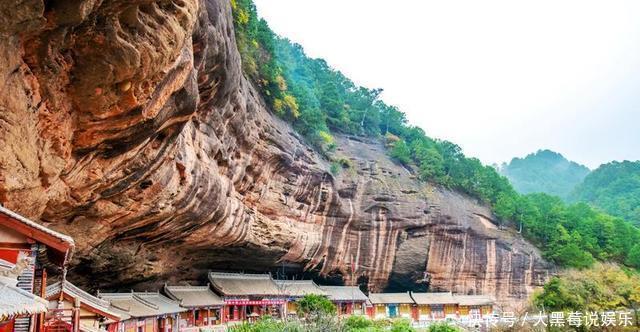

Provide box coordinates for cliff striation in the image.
[0,0,551,305]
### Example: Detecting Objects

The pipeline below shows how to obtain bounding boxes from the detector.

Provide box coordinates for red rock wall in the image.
[0,0,550,305]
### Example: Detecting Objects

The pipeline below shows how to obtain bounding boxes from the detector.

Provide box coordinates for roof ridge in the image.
[165,285,210,290]
[209,272,272,279]
[132,293,160,310]
[275,280,315,283]
[0,205,75,245]
[64,281,112,308]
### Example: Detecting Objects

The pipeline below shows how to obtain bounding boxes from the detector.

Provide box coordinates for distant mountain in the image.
[500,150,590,199]
[570,160,640,226]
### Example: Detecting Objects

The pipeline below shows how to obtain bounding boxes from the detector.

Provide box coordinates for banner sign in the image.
[224,299,285,305]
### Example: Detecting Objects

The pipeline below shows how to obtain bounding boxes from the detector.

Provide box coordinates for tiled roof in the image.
[368,292,414,304]
[46,282,122,320]
[134,293,187,315]
[453,295,496,306]
[0,276,48,321]
[208,272,281,296]
[0,258,13,271]
[99,292,185,318]
[275,280,326,297]
[410,292,457,305]
[318,286,368,302]
[164,285,224,307]
[0,205,74,259]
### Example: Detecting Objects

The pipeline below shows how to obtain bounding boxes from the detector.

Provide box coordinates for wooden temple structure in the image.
[0,205,499,330]
[318,286,368,316]
[45,281,122,332]
[163,284,224,329]
[366,291,496,321]
[0,205,74,332]
[208,272,285,322]
[274,280,325,317]
[97,292,186,332]
[368,292,415,319]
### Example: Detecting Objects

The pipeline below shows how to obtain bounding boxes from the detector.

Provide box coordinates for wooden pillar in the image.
[206,308,210,326]
[37,269,47,332]
[72,298,81,332]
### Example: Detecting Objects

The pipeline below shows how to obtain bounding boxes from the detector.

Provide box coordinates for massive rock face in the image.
[0,0,550,305]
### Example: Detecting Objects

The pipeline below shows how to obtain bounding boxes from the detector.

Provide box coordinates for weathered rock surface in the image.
[0,0,551,305]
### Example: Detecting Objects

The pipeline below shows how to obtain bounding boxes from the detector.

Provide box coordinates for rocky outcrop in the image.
[0,0,550,305]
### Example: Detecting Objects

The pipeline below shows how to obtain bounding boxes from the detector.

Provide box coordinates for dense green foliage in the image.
[495,193,640,269]
[228,312,424,332]
[341,315,373,331]
[228,317,304,332]
[231,0,514,205]
[230,295,339,331]
[533,264,640,324]
[296,294,336,318]
[341,317,423,332]
[570,160,640,226]
[427,323,461,332]
[231,0,640,271]
[500,150,590,199]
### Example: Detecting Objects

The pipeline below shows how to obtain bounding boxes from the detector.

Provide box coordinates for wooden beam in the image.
[0,242,32,250]
[0,213,72,256]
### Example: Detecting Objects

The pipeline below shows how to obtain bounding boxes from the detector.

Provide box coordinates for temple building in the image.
[0,206,74,332]
[45,281,122,332]
[163,284,224,328]
[98,292,185,332]
[274,280,325,317]
[409,292,496,321]
[318,286,368,316]
[409,292,457,321]
[454,295,496,319]
[0,271,48,330]
[367,292,415,319]
[208,272,285,322]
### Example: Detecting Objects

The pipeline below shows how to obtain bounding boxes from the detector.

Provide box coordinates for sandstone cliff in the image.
[0,0,550,305]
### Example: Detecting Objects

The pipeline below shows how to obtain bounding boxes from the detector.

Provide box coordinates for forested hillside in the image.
[500,149,590,199]
[231,0,640,272]
[534,263,640,317]
[571,161,640,227]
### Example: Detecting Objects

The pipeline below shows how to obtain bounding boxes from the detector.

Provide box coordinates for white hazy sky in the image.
[253,0,640,169]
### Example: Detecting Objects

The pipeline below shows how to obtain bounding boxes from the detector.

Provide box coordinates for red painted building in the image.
[45,281,122,332]
[0,206,74,332]
[0,272,48,329]
[275,280,326,317]
[163,284,224,328]
[98,292,186,332]
[318,286,368,317]
[208,273,285,322]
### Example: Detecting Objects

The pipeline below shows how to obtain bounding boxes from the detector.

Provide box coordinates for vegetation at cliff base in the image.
[296,294,336,318]
[570,160,640,226]
[533,263,640,327]
[230,0,640,272]
[499,149,590,199]
[228,295,441,332]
